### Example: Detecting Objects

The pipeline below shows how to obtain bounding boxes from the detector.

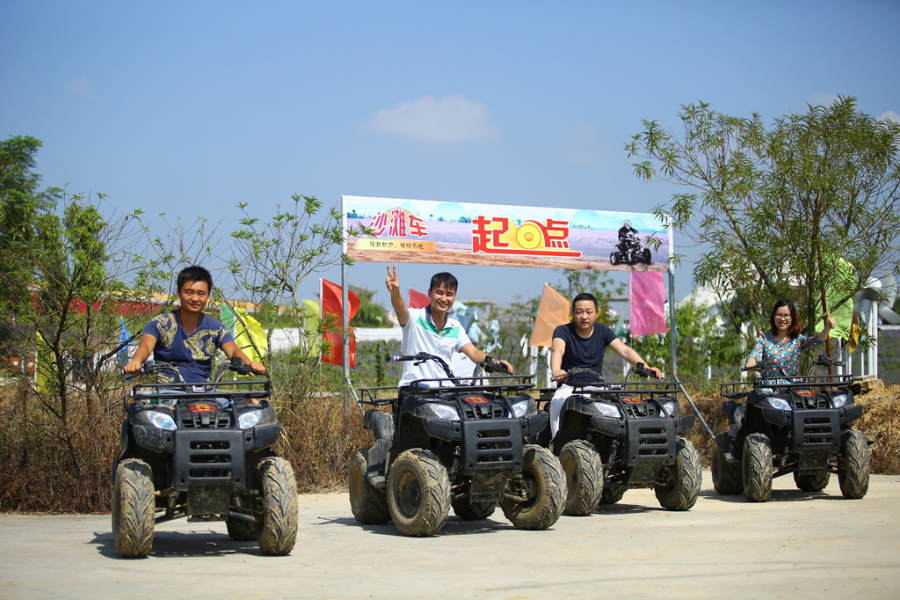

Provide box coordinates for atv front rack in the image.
[571,380,680,402]
[359,374,535,406]
[720,374,853,399]
[128,379,272,408]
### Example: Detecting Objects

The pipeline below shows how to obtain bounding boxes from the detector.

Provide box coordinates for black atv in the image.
[111,358,298,557]
[610,233,651,266]
[712,354,869,502]
[349,353,565,537]
[544,364,701,514]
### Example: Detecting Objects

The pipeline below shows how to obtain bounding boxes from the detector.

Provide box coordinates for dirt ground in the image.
[1,472,898,599]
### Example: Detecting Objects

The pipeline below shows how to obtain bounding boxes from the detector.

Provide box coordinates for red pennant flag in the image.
[321,279,360,367]
[408,288,430,309]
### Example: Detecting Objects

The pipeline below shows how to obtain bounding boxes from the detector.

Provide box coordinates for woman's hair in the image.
[769,298,802,338]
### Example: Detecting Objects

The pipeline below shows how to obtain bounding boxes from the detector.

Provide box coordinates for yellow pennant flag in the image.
[529,284,571,347]
[301,299,321,358]
[234,307,267,363]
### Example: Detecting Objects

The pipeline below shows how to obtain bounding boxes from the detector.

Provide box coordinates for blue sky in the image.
[2,0,898,309]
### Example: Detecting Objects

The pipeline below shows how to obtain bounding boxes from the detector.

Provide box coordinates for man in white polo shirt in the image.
[386,265,512,390]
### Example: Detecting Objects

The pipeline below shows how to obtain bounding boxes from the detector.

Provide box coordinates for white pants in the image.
[549,384,606,438]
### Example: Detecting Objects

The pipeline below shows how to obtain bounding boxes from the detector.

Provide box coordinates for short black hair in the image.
[177,265,213,292]
[429,272,458,293]
[572,292,598,314]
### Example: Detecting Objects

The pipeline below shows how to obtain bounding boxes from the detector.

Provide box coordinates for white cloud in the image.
[878,110,899,124]
[66,75,99,100]
[807,92,839,107]
[364,95,499,144]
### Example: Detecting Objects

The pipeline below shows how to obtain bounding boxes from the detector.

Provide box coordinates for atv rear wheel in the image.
[111,458,155,558]
[387,449,450,536]
[451,497,496,520]
[793,470,831,492]
[256,457,299,555]
[712,434,743,495]
[501,445,565,530]
[642,248,651,264]
[226,517,257,541]
[839,428,869,499]
[610,252,620,265]
[559,440,603,516]
[599,482,627,505]
[743,433,773,502]
[349,449,390,524]
[655,438,701,510]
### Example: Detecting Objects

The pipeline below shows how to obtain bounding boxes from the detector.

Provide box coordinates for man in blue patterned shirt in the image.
[124,265,265,382]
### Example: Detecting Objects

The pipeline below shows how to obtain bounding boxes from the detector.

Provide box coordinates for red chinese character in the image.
[472,216,511,254]
[408,215,428,237]
[371,212,389,236]
[542,219,571,249]
[389,209,407,237]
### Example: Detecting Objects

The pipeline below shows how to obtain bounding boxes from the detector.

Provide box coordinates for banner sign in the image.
[343,195,671,272]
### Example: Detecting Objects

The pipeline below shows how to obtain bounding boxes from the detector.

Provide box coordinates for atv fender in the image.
[839,404,863,425]
[363,439,391,489]
[721,400,745,426]
[364,409,395,440]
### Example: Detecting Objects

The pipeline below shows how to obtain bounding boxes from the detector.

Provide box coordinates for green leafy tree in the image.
[630,297,744,388]
[0,136,60,313]
[626,97,900,343]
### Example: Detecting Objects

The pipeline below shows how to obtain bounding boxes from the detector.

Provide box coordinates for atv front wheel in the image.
[256,457,299,555]
[610,252,620,265]
[387,449,450,536]
[712,434,743,495]
[642,248,651,264]
[349,449,390,524]
[793,470,830,492]
[451,497,496,520]
[743,433,773,502]
[226,517,257,541]
[655,438,701,510]
[501,445,565,530]
[839,428,869,499]
[559,440,603,516]
[111,458,155,558]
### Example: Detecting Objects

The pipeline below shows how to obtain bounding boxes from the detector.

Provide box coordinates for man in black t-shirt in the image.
[549,293,662,439]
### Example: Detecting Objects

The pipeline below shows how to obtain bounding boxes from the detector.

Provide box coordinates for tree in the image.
[0,136,59,312]
[626,97,900,340]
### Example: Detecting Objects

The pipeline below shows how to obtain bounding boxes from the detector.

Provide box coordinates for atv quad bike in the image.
[111,358,298,558]
[713,354,869,502]
[544,364,700,515]
[349,353,565,537]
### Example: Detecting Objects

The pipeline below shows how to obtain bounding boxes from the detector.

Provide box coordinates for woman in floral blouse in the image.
[745,298,836,381]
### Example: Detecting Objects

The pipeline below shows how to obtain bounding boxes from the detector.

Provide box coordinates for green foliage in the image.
[349,286,389,328]
[626,97,900,340]
[553,268,625,325]
[630,297,745,384]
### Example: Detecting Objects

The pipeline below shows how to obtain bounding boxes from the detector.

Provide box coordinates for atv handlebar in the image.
[393,352,456,379]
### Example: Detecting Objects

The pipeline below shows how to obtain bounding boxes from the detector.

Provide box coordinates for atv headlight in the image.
[765,397,792,411]
[147,410,177,431]
[508,399,532,418]
[426,403,460,420]
[593,402,622,418]
[659,400,678,417]
[831,393,849,408]
[238,411,262,429]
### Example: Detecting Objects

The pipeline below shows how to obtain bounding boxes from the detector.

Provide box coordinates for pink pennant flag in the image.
[630,272,668,336]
